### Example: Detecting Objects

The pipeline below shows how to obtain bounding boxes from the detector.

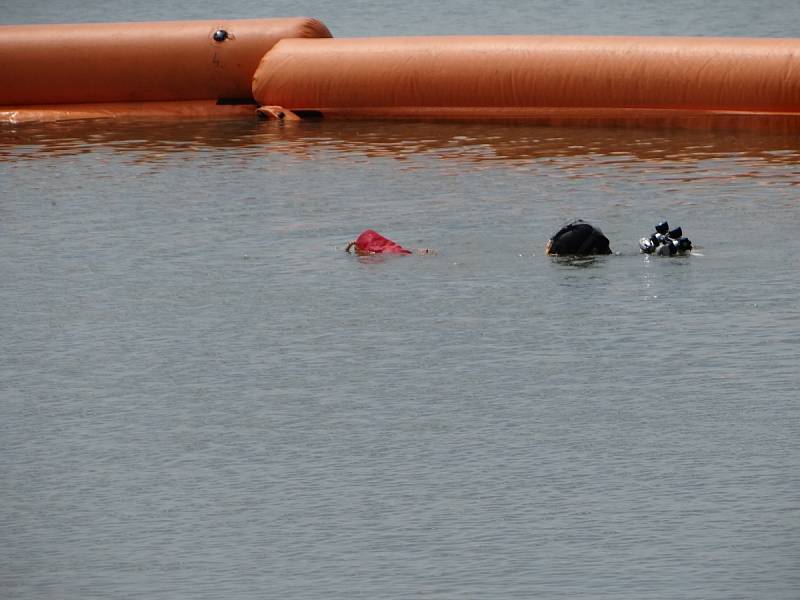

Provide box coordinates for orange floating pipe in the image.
[0,18,331,122]
[252,36,800,131]
[3,22,800,132]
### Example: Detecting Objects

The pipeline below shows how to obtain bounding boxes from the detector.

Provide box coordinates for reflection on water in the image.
[3,118,800,170]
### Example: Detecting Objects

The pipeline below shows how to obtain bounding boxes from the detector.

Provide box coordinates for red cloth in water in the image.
[353,229,412,254]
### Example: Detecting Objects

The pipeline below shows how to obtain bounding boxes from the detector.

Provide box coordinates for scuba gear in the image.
[640,221,692,256]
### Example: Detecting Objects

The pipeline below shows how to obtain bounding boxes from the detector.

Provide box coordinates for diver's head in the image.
[546,220,612,256]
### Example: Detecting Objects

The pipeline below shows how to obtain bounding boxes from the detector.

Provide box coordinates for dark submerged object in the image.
[639,221,693,256]
[545,219,612,256]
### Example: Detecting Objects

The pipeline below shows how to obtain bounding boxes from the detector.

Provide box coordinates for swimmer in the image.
[345,229,433,255]
[545,219,612,256]
[639,221,692,256]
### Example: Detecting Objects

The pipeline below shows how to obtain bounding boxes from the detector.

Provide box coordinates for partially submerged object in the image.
[546,220,612,256]
[345,230,413,255]
[639,221,693,256]
[2,19,800,131]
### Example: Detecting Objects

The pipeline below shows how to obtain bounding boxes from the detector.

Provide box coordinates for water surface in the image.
[2,2,800,599]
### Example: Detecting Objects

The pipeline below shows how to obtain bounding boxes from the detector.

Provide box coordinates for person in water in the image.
[345,229,433,255]
[639,221,692,256]
[545,219,612,256]
[348,222,689,258]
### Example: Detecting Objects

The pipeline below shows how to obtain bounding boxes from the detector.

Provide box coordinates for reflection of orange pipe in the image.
[252,36,800,131]
[0,18,331,122]
[6,118,798,166]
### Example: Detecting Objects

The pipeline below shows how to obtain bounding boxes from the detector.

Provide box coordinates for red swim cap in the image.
[352,229,412,254]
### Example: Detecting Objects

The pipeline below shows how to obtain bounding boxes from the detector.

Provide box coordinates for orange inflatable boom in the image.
[3,20,799,132]
[0,18,331,123]
[252,36,800,132]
